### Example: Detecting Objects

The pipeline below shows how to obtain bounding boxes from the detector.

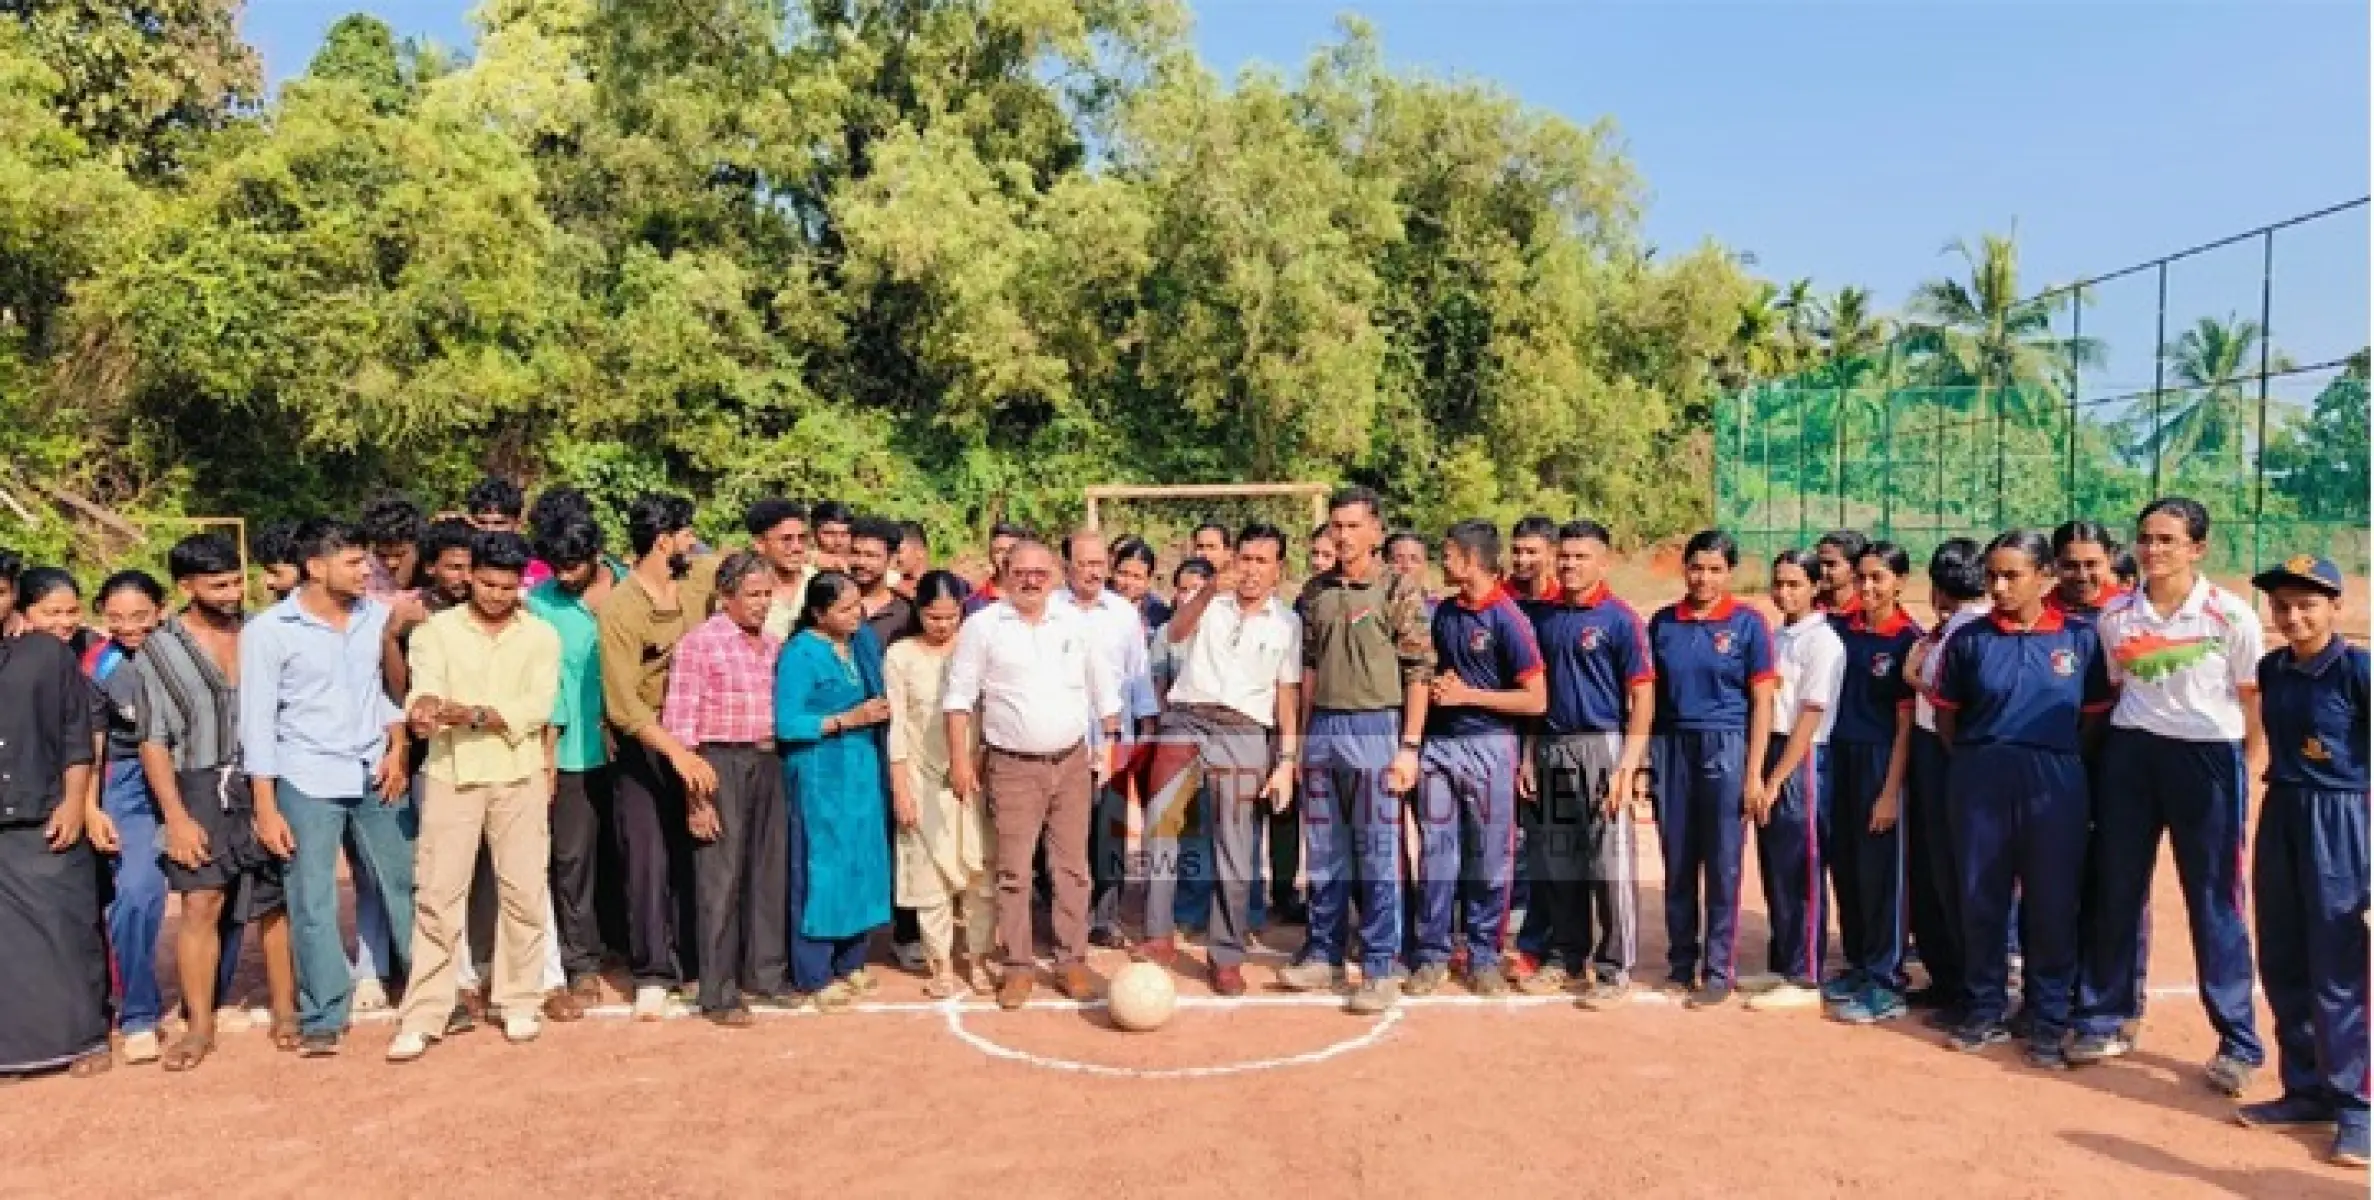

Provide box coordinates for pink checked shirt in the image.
[661,613,782,748]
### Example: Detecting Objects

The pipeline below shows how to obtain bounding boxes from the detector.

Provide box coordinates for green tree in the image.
[2134,313,2295,465]
[2265,350,2370,521]
[307,13,410,114]
[1903,230,2102,419]
[1,0,258,172]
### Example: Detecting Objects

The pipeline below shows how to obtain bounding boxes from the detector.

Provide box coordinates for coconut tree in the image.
[1903,231,2103,419]
[2141,313,2295,463]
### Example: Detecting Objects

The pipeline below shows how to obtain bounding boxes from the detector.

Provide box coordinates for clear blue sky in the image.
[242,0,2369,399]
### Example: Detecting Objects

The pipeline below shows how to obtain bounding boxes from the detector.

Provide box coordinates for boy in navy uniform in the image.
[2238,556,2369,1166]
[1407,520,1546,997]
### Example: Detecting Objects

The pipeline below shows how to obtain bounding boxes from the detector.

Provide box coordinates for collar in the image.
[977,579,1001,601]
[1819,592,1864,616]
[1847,605,1913,636]
[1989,606,2066,634]
[1509,575,1561,605]
[1452,581,1514,613]
[278,589,375,629]
[1563,581,1613,609]
[1676,595,1739,622]
[2281,635,2348,678]
[1224,591,1288,621]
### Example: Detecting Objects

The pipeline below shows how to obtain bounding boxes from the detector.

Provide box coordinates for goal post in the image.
[1082,482,1330,538]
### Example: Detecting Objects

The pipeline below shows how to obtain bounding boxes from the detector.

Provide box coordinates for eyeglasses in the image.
[1009,568,1055,582]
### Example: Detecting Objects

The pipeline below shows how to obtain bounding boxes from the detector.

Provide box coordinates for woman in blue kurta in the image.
[776,571,894,1009]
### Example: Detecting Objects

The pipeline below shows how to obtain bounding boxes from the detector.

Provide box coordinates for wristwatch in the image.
[1399,735,1422,751]
[470,706,487,730]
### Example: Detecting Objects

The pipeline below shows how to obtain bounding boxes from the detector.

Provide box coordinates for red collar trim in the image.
[1848,606,1912,636]
[1819,593,1864,616]
[2048,583,2127,614]
[1565,581,1612,608]
[1454,582,1514,613]
[1990,606,2066,633]
[1510,575,1561,605]
[1677,595,1738,622]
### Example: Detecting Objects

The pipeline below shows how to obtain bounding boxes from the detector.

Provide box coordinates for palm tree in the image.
[1814,285,1894,382]
[1716,280,1795,392]
[1902,231,2103,420]
[2142,314,2295,464]
[1777,276,1822,369]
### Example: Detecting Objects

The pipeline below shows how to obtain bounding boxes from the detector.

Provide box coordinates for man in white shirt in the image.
[1048,532,1162,948]
[1138,524,1303,994]
[945,541,1123,1010]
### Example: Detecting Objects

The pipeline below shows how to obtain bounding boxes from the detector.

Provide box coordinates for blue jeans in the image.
[347,824,395,986]
[280,781,416,1036]
[101,760,166,1034]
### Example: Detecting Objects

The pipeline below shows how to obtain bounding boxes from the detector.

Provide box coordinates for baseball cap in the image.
[2250,554,2345,598]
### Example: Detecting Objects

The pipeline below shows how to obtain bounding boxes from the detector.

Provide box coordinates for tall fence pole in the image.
[1880,388,1895,540]
[2252,227,2276,571]
[2149,260,2169,496]
[2066,293,2083,514]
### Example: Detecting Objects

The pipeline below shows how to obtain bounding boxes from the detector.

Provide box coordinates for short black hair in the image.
[811,500,854,529]
[1511,515,1557,543]
[1445,519,1502,567]
[1192,521,1232,548]
[420,518,477,567]
[2050,519,2117,558]
[743,497,808,539]
[1174,557,1215,586]
[1558,519,1612,546]
[533,515,604,567]
[167,533,242,581]
[849,516,902,552]
[529,486,594,537]
[464,476,525,520]
[1859,540,1913,578]
[1109,534,1156,573]
[1383,530,1427,557]
[989,520,1028,542]
[1683,529,1739,568]
[470,530,532,574]
[0,545,20,586]
[254,520,303,569]
[96,569,167,612]
[628,493,694,558]
[16,566,77,608]
[293,517,367,566]
[1927,537,1987,603]
[1815,529,1870,562]
[359,492,426,547]
[1326,485,1382,520]
[2138,495,2211,543]
[1237,521,1287,560]
[1984,528,2054,572]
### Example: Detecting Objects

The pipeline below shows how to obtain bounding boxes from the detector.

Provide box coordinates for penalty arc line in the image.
[941,1002,1406,1080]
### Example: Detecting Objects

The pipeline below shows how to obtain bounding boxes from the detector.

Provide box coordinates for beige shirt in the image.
[407,605,561,786]
[885,637,975,780]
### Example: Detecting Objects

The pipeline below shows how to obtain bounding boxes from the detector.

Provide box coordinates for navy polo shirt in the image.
[2047,585,2128,630]
[1830,607,1923,746]
[1428,583,1545,739]
[1649,595,1777,733]
[1932,608,2113,754]
[1528,582,1652,735]
[2256,638,2370,792]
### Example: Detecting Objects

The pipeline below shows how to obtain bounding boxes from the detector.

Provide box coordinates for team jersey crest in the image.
[1468,627,1492,653]
[1870,651,1895,678]
[1711,630,1736,656]
[2304,736,2333,763]
[2049,648,2077,678]
[1578,626,1604,651]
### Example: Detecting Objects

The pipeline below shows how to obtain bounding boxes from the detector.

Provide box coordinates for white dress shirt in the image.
[1051,586,1161,735]
[943,600,1122,755]
[1165,592,1303,727]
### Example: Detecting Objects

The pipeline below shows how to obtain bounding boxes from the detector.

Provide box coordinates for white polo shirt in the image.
[1166,592,1304,727]
[2098,577,2262,742]
[1914,604,1989,733]
[1772,612,1846,744]
[942,600,1122,755]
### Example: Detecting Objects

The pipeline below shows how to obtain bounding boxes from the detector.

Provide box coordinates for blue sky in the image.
[242,0,2369,398]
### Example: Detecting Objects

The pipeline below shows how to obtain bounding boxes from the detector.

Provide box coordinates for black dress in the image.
[0,633,108,1073]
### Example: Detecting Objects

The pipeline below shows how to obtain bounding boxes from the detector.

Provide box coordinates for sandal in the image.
[69,1049,116,1078]
[269,1017,303,1053]
[965,963,998,996]
[922,973,965,1000]
[845,968,880,997]
[813,981,856,1013]
[162,1033,215,1072]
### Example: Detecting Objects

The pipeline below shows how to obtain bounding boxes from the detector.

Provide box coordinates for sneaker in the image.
[705,1005,756,1029]
[1735,973,1789,996]
[1819,972,1864,1006]
[1210,965,1248,998]
[568,974,604,1006]
[2006,1004,2035,1042]
[2235,1095,2338,1129]
[1504,952,1541,985]
[298,1032,342,1058]
[1518,963,1572,996]
[2332,1114,2370,1167]
[2204,1054,2257,1098]
[1404,963,1450,997]
[1832,987,1907,1026]
[1746,984,1823,1013]
[1276,959,1347,993]
[1346,977,1401,1015]
[2064,1031,2133,1066]
[1655,975,1696,1000]
[2024,1041,2069,1070]
[632,986,669,1022]
[352,978,390,1013]
[1467,964,1511,998]
[2116,1016,2143,1046]
[120,1030,161,1065]
[1686,984,1735,1010]
[1902,985,1955,1011]
[503,1015,542,1044]
[892,941,928,972]
[1575,980,1632,1011]
[1945,1022,2009,1053]
[1921,1006,1965,1032]
[213,1006,254,1035]
[384,1032,430,1063]
[444,1002,477,1036]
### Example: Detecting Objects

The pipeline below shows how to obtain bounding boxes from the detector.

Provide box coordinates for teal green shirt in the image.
[528,580,608,771]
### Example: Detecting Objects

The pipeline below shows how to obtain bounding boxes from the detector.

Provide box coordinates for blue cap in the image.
[2251,554,2345,598]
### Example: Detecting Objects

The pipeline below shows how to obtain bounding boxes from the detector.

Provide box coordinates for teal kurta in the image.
[775,628,892,940]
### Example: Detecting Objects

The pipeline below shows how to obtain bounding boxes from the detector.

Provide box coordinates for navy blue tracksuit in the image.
[1649,596,1775,990]
[1932,609,2112,1043]
[2254,637,2370,1114]
[1829,608,1922,992]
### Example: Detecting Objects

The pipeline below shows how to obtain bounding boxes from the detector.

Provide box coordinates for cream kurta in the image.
[884,637,989,906]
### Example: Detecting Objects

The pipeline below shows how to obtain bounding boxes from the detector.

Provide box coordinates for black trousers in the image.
[550,766,615,981]
[1267,795,1302,912]
[693,746,789,1011]
[613,740,699,987]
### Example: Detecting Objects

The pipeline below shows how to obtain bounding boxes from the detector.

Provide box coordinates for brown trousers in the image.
[984,745,1092,970]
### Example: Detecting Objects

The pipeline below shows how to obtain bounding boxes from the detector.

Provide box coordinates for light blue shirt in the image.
[238,590,403,798]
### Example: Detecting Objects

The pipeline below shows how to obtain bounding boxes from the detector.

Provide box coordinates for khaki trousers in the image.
[398,775,552,1036]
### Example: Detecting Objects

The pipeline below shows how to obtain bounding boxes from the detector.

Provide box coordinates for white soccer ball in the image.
[1107,962,1178,1033]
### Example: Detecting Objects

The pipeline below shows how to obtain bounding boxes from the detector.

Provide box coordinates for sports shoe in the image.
[1467,964,1511,998]
[1346,977,1401,1015]
[632,986,670,1022]
[2116,1016,2143,1046]
[1518,963,1572,996]
[2204,1054,2257,1098]
[384,1032,431,1063]
[1819,972,1864,1006]
[2024,1041,2069,1071]
[444,1002,478,1036]
[2234,1095,2338,1129]
[2332,1113,2370,1167]
[352,978,390,1013]
[1137,935,1179,969]
[1746,983,1823,1013]
[503,1015,541,1044]
[892,941,928,972]
[120,1030,161,1065]
[1404,963,1450,997]
[298,1032,342,1058]
[1276,959,1346,993]
[1902,985,1955,1011]
[213,1006,254,1034]
[1685,984,1734,1010]
[1832,987,1908,1026]
[1504,952,1541,985]
[1575,980,1632,1011]
[1210,964,1248,998]
[2006,1004,2034,1041]
[2064,1031,2133,1066]
[1945,1022,2009,1053]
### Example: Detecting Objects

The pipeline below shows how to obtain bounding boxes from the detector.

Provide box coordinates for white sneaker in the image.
[120,1030,161,1064]
[385,1032,431,1062]
[214,1006,254,1034]
[352,978,390,1013]
[504,1015,542,1044]
[1746,983,1823,1012]
[632,986,669,1022]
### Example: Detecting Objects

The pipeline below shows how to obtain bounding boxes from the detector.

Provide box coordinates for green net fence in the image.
[1715,364,2369,577]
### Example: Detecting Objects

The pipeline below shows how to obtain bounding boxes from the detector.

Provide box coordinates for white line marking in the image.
[942,1002,1406,1079]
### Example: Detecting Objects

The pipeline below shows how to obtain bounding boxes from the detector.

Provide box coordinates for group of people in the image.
[0,482,2362,1166]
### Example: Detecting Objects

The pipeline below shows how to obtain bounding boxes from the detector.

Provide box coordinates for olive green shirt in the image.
[1297,561,1436,712]
[598,570,712,740]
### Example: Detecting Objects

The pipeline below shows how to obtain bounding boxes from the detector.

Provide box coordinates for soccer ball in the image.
[1107,962,1177,1033]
